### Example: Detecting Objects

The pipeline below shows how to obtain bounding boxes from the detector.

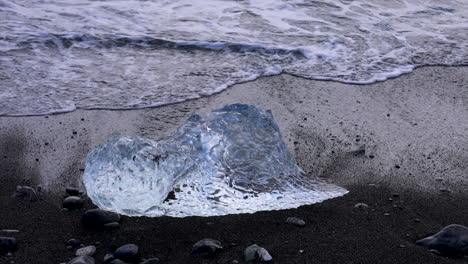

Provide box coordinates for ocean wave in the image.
[1,0,468,116]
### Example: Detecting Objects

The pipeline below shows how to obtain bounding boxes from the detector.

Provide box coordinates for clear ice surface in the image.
[83,104,348,217]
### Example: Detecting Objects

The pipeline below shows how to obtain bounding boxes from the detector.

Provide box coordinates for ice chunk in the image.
[83,104,347,217]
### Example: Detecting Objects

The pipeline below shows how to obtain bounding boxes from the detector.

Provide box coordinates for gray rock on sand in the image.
[0,229,19,234]
[244,244,272,262]
[416,224,468,256]
[66,239,81,248]
[354,203,369,210]
[140,258,161,264]
[191,238,223,256]
[12,186,38,201]
[0,237,17,254]
[82,209,120,229]
[286,217,306,227]
[76,245,96,256]
[103,253,115,263]
[109,260,128,264]
[63,196,84,210]
[114,244,139,262]
[67,256,95,264]
[103,222,120,230]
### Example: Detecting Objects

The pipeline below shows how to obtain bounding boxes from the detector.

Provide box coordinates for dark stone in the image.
[66,239,81,248]
[76,245,96,256]
[416,224,468,257]
[0,237,17,254]
[285,217,306,227]
[63,196,84,210]
[67,256,95,264]
[82,209,120,229]
[12,186,38,201]
[109,260,128,264]
[114,244,139,262]
[244,244,272,262]
[191,238,223,256]
[140,258,161,264]
[66,187,82,196]
[103,253,115,263]
[354,203,369,210]
[103,222,120,230]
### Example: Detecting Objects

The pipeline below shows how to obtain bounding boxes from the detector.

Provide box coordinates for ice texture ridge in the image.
[83,104,348,217]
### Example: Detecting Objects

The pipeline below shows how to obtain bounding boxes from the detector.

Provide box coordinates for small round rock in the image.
[76,245,96,256]
[63,196,84,210]
[244,244,272,262]
[0,237,17,254]
[114,244,139,262]
[82,209,120,229]
[416,224,468,257]
[103,253,115,263]
[192,238,223,256]
[286,217,306,227]
[354,203,369,210]
[12,186,38,201]
[66,239,81,248]
[103,222,120,230]
[67,256,95,264]
[140,258,161,264]
[109,260,127,264]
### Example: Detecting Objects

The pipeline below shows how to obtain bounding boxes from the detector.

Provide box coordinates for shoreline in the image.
[1,65,466,194]
[2,64,466,118]
[0,65,467,263]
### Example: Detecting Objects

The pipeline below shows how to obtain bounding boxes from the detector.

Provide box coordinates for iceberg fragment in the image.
[83,104,347,217]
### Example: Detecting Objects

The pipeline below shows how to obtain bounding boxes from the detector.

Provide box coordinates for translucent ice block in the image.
[83,104,347,217]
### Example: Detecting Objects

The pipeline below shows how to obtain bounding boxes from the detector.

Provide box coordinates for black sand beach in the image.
[1,66,467,263]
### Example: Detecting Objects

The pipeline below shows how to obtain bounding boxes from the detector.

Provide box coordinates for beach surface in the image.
[0,66,467,263]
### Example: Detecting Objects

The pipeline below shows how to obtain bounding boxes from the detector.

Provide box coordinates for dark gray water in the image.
[1,0,467,116]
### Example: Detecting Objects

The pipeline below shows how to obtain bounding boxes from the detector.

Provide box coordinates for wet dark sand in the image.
[0,66,467,263]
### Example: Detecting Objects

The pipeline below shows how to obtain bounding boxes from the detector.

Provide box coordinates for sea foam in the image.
[1,0,467,115]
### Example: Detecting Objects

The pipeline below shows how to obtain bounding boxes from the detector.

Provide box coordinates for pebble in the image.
[114,244,139,262]
[416,224,468,256]
[285,217,306,227]
[103,253,115,263]
[0,237,17,254]
[103,222,120,230]
[63,196,84,210]
[66,187,82,196]
[67,256,95,264]
[82,209,120,229]
[109,260,127,264]
[0,230,19,234]
[76,245,96,256]
[353,203,369,210]
[244,244,272,262]
[191,238,223,256]
[11,186,38,201]
[140,258,161,264]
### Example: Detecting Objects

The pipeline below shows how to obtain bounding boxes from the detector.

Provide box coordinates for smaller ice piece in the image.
[83,104,347,217]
